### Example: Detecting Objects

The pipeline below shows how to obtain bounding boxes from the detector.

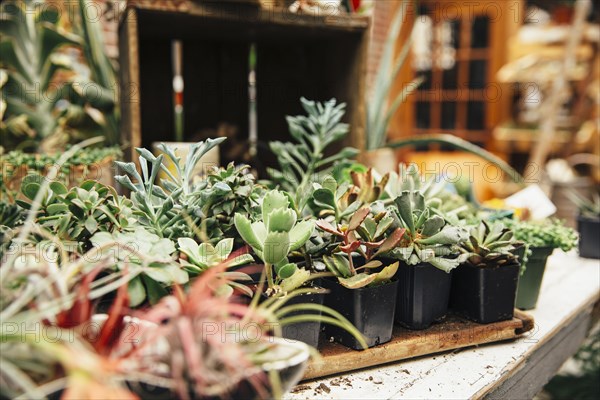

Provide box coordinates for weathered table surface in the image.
[286,251,600,400]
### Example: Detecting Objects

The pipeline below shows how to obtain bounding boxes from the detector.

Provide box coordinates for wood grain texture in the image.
[304,311,533,380]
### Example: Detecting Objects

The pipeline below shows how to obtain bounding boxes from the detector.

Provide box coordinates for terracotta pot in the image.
[359,148,397,174]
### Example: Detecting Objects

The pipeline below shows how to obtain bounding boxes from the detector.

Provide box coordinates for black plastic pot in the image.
[450,262,520,323]
[395,262,452,330]
[577,215,600,259]
[280,287,325,349]
[515,246,554,310]
[321,278,398,350]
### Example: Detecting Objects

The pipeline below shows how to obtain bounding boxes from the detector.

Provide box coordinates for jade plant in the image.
[234,190,315,295]
[315,207,405,289]
[388,191,469,272]
[268,98,358,212]
[459,221,522,268]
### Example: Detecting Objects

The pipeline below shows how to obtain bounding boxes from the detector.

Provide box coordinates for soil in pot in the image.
[395,262,452,330]
[577,215,600,259]
[450,262,519,324]
[515,247,554,310]
[321,278,398,350]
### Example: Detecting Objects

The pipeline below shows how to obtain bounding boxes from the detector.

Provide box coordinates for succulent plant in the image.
[315,206,405,289]
[268,98,358,212]
[568,191,600,218]
[192,163,262,244]
[16,175,135,252]
[91,226,187,307]
[234,190,315,295]
[177,237,255,296]
[115,138,225,239]
[460,221,522,268]
[0,0,119,153]
[503,218,578,252]
[387,191,469,272]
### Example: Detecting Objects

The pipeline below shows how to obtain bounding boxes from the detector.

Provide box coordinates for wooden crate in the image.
[304,310,534,380]
[118,1,369,166]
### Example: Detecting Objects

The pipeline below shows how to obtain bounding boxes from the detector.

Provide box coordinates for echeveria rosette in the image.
[459,221,522,268]
[388,191,469,272]
[234,190,314,294]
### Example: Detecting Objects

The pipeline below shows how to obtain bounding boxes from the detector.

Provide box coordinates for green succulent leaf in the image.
[263,231,290,264]
[268,208,296,233]
[373,261,399,284]
[234,213,264,251]
[289,220,314,251]
[338,273,377,289]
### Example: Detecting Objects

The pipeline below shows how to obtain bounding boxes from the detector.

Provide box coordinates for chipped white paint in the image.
[286,251,600,400]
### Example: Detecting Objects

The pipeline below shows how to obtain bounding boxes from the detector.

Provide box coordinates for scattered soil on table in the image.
[290,384,312,394]
[329,376,353,387]
[314,383,331,394]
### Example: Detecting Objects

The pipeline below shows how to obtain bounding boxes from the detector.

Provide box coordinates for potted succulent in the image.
[505,218,578,310]
[387,191,469,329]
[315,205,405,349]
[568,191,600,259]
[451,221,523,323]
[234,189,326,348]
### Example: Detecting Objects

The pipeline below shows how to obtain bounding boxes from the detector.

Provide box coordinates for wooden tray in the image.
[303,310,534,380]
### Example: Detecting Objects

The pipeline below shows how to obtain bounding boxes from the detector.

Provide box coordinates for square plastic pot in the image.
[577,215,600,259]
[321,278,398,350]
[395,262,452,330]
[280,288,326,349]
[515,246,554,310]
[450,262,519,324]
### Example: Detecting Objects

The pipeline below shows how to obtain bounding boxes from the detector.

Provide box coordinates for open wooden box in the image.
[118,1,369,168]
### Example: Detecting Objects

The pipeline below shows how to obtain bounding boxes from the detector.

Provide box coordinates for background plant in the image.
[367,0,423,150]
[567,191,600,218]
[268,97,359,212]
[0,0,119,153]
[504,218,578,251]
[115,138,225,239]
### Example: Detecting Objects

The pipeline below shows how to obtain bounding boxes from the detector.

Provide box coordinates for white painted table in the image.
[287,251,600,400]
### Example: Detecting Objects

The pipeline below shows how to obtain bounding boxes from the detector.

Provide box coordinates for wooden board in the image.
[303,310,534,380]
